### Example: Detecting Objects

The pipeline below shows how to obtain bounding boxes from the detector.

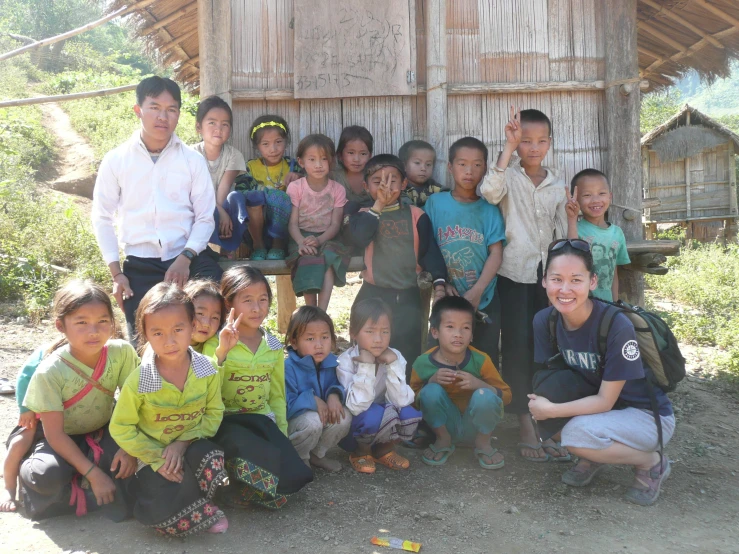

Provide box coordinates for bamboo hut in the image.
[107,0,739,306]
[642,104,739,242]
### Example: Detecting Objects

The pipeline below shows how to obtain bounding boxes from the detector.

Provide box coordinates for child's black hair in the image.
[250,114,290,148]
[349,298,393,338]
[544,243,595,275]
[570,168,609,194]
[448,137,488,164]
[429,295,476,331]
[220,266,273,306]
[364,154,406,181]
[337,126,373,157]
[520,109,552,136]
[296,134,336,160]
[135,282,194,355]
[136,76,181,108]
[285,306,337,351]
[399,140,436,164]
[196,95,233,126]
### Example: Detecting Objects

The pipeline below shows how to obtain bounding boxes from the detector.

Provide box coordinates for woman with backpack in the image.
[528,239,675,506]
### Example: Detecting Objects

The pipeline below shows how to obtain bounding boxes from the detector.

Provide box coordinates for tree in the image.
[640,89,682,135]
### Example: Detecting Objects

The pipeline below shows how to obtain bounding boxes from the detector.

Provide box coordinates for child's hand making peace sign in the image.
[215,308,243,365]
[504,105,523,148]
[565,185,580,222]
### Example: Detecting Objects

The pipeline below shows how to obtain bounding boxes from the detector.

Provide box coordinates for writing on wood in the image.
[293,0,416,99]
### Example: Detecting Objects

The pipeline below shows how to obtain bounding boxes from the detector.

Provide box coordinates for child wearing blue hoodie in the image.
[285,306,352,472]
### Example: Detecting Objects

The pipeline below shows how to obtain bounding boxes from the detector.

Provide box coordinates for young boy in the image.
[424,137,506,365]
[398,140,447,208]
[345,154,448,376]
[478,106,569,463]
[91,76,221,341]
[410,296,511,469]
[566,168,630,302]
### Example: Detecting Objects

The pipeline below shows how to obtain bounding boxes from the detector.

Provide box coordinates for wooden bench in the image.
[217,239,681,334]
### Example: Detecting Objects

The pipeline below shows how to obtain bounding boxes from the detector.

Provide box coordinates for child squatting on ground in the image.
[337,298,422,474]
[285,306,352,473]
[411,296,512,469]
[565,168,631,302]
[286,134,350,312]
[478,106,570,463]
[109,283,228,537]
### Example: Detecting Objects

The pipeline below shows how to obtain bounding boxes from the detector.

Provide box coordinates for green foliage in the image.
[640,89,682,134]
[646,243,739,385]
[677,61,739,117]
[0,0,98,39]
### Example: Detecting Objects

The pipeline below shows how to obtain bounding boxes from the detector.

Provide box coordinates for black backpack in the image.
[548,298,686,454]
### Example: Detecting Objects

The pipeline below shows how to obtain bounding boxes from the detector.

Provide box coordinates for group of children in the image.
[2,95,652,534]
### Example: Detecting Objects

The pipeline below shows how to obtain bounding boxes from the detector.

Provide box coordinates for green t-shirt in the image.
[577,219,631,301]
[23,339,139,435]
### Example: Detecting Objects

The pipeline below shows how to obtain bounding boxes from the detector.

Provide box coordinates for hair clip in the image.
[251,121,287,139]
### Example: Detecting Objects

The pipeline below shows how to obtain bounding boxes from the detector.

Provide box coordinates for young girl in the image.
[203,266,312,509]
[15,280,138,521]
[529,240,675,506]
[110,283,228,536]
[183,279,225,353]
[233,115,302,260]
[285,306,351,473]
[336,298,421,474]
[286,134,349,310]
[330,125,374,207]
[193,96,247,255]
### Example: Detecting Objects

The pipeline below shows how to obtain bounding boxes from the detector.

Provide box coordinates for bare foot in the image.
[423,435,453,462]
[542,438,570,460]
[0,489,17,512]
[518,414,548,460]
[474,436,504,466]
[310,453,342,473]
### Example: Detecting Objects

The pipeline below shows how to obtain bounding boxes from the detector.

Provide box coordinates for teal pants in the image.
[418,383,504,442]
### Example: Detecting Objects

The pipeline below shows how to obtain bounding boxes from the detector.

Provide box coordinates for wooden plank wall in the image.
[228,0,606,186]
[646,142,733,223]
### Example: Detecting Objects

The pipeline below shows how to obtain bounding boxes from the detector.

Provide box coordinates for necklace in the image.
[262,158,286,188]
[436,350,463,369]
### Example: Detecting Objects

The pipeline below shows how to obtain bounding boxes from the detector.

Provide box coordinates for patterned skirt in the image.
[286,232,351,296]
[131,439,227,537]
[213,413,313,510]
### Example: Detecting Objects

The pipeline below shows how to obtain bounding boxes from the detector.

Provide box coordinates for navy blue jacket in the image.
[285,348,345,420]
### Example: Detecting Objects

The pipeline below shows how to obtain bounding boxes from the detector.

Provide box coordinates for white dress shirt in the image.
[91,131,215,264]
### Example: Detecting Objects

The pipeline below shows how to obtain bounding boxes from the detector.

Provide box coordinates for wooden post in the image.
[425,0,447,185]
[198,0,232,103]
[276,276,297,334]
[729,141,738,219]
[605,0,644,305]
[642,147,650,221]
[685,110,692,219]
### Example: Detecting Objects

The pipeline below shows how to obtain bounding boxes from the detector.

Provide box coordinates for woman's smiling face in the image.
[543,253,597,315]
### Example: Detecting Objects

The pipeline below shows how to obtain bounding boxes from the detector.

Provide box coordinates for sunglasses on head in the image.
[548,239,591,253]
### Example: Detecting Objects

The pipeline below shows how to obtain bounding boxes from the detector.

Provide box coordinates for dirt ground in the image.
[1,281,738,554]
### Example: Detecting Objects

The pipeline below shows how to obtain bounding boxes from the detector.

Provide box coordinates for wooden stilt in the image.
[425,0,447,186]
[276,275,297,335]
[198,0,232,103]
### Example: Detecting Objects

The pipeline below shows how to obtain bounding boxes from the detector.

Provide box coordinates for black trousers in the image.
[122,249,223,341]
[498,264,549,414]
[353,282,423,382]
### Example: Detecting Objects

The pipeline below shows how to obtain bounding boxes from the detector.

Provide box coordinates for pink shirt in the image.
[287,178,347,234]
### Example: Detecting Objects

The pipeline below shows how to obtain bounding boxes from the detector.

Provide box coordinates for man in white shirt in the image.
[91,76,222,340]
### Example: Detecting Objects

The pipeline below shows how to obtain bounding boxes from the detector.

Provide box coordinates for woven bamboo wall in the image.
[228,0,606,184]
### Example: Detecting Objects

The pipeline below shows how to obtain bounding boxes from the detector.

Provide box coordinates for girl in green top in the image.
[183,279,225,354]
[17,280,138,521]
[110,282,228,537]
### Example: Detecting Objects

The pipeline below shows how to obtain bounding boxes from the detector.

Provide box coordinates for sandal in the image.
[542,440,572,463]
[266,248,285,260]
[349,454,376,474]
[474,447,505,470]
[421,443,456,466]
[251,248,267,261]
[0,378,15,395]
[373,451,410,470]
[517,442,551,463]
[624,456,671,506]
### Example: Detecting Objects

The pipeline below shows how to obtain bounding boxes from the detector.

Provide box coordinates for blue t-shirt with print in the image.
[577,219,631,301]
[533,300,673,416]
[424,192,506,310]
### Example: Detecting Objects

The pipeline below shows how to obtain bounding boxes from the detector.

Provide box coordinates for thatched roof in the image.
[641,104,739,152]
[113,0,739,90]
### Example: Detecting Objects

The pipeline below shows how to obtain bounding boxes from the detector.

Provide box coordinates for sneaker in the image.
[561,460,606,487]
[624,456,671,506]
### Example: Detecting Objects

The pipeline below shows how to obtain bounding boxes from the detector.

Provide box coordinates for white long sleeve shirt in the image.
[478,160,567,283]
[91,131,216,264]
[336,345,416,416]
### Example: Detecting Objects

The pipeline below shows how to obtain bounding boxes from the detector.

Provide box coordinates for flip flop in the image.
[349,454,376,474]
[251,248,268,261]
[421,444,456,466]
[542,441,572,463]
[0,378,15,395]
[373,451,410,470]
[266,248,285,260]
[517,442,551,463]
[474,447,505,470]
